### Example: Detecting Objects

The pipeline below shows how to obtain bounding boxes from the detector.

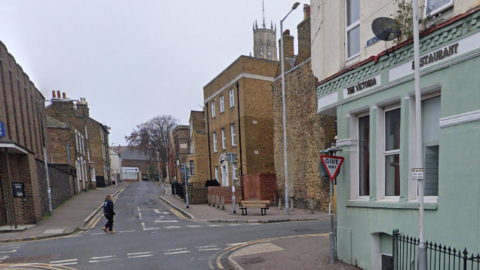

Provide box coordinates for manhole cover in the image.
[238,257,264,264]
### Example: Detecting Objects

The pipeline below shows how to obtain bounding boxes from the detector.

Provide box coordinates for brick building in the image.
[0,41,74,225]
[169,125,190,183]
[113,146,152,181]
[271,5,336,211]
[186,111,209,187]
[203,55,278,200]
[46,94,111,190]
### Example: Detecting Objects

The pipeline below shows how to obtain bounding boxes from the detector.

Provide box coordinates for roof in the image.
[118,147,150,161]
[46,116,69,129]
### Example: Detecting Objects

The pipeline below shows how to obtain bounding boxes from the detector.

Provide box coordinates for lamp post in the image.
[412,0,426,269]
[38,99,53,216]
[184,162,189,208]
[280,2,300,215]
[226,153,237,214]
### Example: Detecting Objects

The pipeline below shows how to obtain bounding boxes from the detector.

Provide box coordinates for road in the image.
[0,182,331,270]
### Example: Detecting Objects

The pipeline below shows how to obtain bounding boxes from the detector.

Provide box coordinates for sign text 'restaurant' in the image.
[412,43,459,70]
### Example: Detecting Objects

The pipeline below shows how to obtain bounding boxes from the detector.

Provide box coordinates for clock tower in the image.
[253,1,277,61]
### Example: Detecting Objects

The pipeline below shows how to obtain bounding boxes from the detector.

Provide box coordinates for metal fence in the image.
[393,229,480,270]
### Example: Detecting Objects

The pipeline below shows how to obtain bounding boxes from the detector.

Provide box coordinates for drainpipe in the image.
[205,102,212,180]
[236,81,244,200]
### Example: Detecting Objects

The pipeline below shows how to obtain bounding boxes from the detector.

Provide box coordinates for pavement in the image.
[0,181,361,270]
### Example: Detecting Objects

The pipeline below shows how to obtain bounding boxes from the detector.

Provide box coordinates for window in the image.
[384,108,401,197]
[214,166,219,181]
[233,163,238,180]
[220,95,225,113]
[425,0,453,17]
[85,126,88,140]
[229,88,235,108]
[213,132,217,152]
[231,124,236,147]
[190,160,195,175]
[211,101,216,118]
[422,96,441,196]
[267,42,272,60]
[221,129,226,150]
[358,115,370,196]
[345,0,360,59]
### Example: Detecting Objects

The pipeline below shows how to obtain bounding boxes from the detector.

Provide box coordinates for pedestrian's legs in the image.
[104,214,113,231]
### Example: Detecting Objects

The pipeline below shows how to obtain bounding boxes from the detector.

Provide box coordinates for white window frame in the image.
[211,101,216,118]
[345,0,360,60]
[229,88,235,108]
[214,166,219,181]
[350,111,370,201]
[85,126,88,140]
[190,160,195,175]
[213,132,217,153]
[424,0,453,17]
[220,95,225,113]
[233,162,238,180]
[231,124,236,147]
[377,104,401,201]
[221,129,226,150]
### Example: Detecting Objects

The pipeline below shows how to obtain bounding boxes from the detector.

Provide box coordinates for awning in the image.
[0,142,28,154]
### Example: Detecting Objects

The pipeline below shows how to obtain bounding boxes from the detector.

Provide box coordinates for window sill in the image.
[346,200,437,210]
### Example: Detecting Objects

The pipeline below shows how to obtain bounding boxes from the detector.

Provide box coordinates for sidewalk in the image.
[0,182,127,242]
[159,185,361,270]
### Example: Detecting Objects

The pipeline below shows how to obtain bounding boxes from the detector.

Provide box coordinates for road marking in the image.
[50,258,78,265]
[196,245,217,249]
[164,248,187,252]
[91,233,107,236]
[226,242,247,246]
[208,224,224,227]
[90,258,117,263]
[228,224,241,226]
[199,248,221,251]
[164,226,181,229]
[186,225,203,228]
[0,249,17,253]
[154,209,170,214]
[127,252,154,256]
[164,250,190,255]
[91,255,116,259]
[155,220,178,223]
[128,254,154,258]
[64,235,83,238]
[50,259,78,264]
[138,206,142,220]
[0,255,8,262]
[119,230,135,233]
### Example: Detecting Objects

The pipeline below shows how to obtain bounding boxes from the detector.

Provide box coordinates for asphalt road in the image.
[0,182,332,270]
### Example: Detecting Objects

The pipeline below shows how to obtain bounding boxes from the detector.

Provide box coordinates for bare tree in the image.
[125,115,179,177]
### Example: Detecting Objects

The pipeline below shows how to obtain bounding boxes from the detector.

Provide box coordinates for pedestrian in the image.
[103,194,116,234]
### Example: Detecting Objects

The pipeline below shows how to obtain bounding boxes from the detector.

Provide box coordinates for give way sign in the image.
[320,155,345,181]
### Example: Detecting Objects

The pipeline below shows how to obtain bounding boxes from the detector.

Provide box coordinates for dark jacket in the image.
[103,200,115,215]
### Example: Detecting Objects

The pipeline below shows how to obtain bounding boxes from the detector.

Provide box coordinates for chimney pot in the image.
[63,92,66,99]
[52,90,56,98]
[57,90,61,99]
[283,29,290,36]
[304,4,310,20]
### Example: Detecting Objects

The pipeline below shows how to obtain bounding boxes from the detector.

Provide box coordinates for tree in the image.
[125,115,179,179]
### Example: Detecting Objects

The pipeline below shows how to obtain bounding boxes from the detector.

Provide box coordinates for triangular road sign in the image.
[320,155,344,181]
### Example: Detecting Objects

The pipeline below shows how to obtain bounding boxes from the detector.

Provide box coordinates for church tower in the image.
[253,1,277,61]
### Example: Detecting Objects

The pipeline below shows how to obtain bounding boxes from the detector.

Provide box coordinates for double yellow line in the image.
[208,233,328,269]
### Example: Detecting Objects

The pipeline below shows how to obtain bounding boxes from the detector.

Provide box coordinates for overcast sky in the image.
[0,0,305,145]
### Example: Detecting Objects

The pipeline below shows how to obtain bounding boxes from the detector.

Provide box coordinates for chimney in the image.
[303,4,310,20]
[62,92,66,99]
[76,97,89,118]
[279,29,295,59]
[57,90,61,99]
[52,90,56,99]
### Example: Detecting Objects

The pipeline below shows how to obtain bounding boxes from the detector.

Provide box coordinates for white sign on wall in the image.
[412,168,424,180]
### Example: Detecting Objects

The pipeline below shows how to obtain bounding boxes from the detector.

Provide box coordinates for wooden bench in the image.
[238,200,270,216]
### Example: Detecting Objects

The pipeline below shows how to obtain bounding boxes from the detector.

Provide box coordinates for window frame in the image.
[214,166,219,181]
[229,88,235,108]
[424,0,453,17]
[230,124,236,147]
[213,132,217,153]
[211,101,216,118]
[219,95,225,113]
[345,0,360,60]
[190,160,195,175]
[382,105,401,200]
[221,128,226,150]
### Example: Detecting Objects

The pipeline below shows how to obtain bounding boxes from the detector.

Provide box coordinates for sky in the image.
[0,0,306,146]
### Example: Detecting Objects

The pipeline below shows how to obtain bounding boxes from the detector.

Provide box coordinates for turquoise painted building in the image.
[316,9,480,270]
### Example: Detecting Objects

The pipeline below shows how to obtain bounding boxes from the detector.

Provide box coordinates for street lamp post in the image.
[184,162,189,208]
[280,2,300,215]
[226,153,237,214]
[38,99,54,216]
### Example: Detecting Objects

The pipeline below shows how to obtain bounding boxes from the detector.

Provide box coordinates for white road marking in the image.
[50,259,78,264]
[208,224,224,227]
[164,250,190,255]
[199,248,221,251]
[91,255,116,259]
[228,224,242,226]
[138,207,142,220]
[226,242,247,246]
[90,258,117,263]
[0,256,8,262]
[127,252,154,256]
[154,209,170,214]
[164,226,181,229]
[0,249,16,253]
[128,254,154,258]
[155,220,178,223]
[163,248,187,252]
[119,230,135,233]
[195,245,217,249]
[186,225,203,228]
[91,233,107,236]
[144,227,162,230]
[64,235,83,238]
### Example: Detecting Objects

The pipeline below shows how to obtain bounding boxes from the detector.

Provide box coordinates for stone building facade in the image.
[0,41,74,225]
[272,5,336,211]
[87,116,111,187]
[187,111,209,187]
[203,55,278,198]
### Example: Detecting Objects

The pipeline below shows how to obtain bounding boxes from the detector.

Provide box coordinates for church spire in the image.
[262,0,266,28]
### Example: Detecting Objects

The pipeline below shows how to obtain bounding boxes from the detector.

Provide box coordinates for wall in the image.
[242,172,276,201]
[208,186,242,204]
[189,187,208,204]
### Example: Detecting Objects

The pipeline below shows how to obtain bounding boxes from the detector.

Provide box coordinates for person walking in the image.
[103,194,116,234]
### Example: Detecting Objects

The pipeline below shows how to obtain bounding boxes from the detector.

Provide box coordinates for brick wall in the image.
[208,186,242,204]
[242,172,276,201]
[189,187,208,204]
[48,164,75,209]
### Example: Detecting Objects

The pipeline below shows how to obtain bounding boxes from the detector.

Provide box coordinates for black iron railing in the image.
[393,229,480,270]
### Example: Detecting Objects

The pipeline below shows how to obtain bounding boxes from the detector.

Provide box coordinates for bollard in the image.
[278,197,282,210]
[216,195,220,209]
[212,195,216,208]
[207,194,211,206]
[273,194,277,206]
[309,198,315,214]
[221,196,225,210]
[290,198,294,212]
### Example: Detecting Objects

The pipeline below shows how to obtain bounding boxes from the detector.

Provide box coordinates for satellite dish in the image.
[371,17,401,41]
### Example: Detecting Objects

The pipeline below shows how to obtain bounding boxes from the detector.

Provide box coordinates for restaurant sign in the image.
[343,74,381,98]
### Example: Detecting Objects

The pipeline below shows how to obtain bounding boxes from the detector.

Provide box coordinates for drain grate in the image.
[238,257,264,264]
